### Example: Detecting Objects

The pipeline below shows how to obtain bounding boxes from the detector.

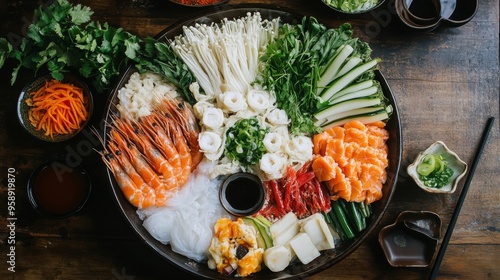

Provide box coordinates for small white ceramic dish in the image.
[407,141,467,194]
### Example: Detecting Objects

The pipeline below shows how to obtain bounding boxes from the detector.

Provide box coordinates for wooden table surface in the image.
[1,0,498,279]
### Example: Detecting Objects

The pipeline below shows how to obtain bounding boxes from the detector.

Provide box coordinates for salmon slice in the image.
[312,120,389,204]
[327,165,346,188]
[367,120,386,128]
[313,132,330,155]
[353,147,387,167]
[334,178,352,201]
[325,138,347,167]
[367,124,389,140]
[343,120,367,131]
[360,163,385,188]
[364,182,383,204]
[368,134,385,149]
[343,159,360,179]
[344,127,369,147]
[349,177,364,202]
[325,126,345,139]
[312,156,337,182]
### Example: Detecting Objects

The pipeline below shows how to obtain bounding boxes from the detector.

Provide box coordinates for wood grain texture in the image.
[0,0,498,279]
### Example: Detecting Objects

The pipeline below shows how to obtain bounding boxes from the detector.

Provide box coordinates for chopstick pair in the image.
[429,116,496,280]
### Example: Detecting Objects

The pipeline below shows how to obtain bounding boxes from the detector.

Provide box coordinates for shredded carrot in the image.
[26,79,89,139]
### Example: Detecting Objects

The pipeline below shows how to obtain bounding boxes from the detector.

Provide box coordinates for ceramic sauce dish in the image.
[379,210,442,267]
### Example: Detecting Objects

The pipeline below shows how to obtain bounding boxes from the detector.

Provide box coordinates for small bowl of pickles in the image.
[407,141,467,194]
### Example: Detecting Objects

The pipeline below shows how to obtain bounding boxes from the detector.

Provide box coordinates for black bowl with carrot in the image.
[17,73,93,142]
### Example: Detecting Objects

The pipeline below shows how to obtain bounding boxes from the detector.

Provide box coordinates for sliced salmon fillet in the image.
[312,120,389,204]
[325,138,347,167]
[344,126,369,147]
[313,132,329,155]
[312,155,337,182]
[325,126,345,139]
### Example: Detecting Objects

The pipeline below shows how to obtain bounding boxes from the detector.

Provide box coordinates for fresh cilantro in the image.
[0,0,196,100]
[0,38,13,68]
[69,4,93,25]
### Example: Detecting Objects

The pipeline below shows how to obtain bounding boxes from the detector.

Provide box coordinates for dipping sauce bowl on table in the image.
[395,0,478,31]
[28,160,92,218]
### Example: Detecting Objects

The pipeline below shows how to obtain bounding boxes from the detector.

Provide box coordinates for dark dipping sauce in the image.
[220,173,265,216]
[28,160,91,218]
[405,0,441,19]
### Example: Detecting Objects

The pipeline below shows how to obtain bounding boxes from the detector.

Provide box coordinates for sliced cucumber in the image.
[332,56,362,80]
[315,105,385,127]
[320,108,389,130]
[320,58,380,101]
[314,95,382,121]
[328,80,373,102]
[255,215,273,228]
[317,45,354,95]
[329,85,378,104]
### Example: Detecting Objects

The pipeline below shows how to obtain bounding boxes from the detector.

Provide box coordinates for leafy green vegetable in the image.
[259,17,373,135]
[324,0,381,13]
[0,0,196,102]
[133,37,197,104]
[224,117,269,168]
[0,38,13,68]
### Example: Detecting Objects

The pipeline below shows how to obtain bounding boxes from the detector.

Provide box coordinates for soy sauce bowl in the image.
[220,173,265,217]
[403,0,441,25]
[27,160,92,219]
[441,0,478,27]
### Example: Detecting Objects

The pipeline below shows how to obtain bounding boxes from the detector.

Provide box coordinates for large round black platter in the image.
[103,5,402,279]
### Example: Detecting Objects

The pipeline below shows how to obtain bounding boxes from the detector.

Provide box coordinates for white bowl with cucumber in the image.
[407,141,467,194]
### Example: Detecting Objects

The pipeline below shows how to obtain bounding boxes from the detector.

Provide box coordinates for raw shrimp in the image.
[113,116,179,189]
[102,153,156,208]
[108,128,175,206]
[158,98,203,170]
[148,111,193,186]
[139,113,184,184]
[109,128,164,190]
[163,116,193,186]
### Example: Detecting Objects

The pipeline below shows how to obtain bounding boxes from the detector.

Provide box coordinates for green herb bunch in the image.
[0,0,196,102]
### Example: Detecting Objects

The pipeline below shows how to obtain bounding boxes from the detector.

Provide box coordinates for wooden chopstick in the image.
[429,116,495,280]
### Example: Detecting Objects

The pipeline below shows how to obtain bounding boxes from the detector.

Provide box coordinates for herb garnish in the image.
[224,117,269,168]
[0,0,196,103]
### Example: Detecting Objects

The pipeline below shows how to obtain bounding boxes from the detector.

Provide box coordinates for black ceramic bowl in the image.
[103,5,402,279]
[220,173,266,217]
[395,0,478,31]
[17,73,93,142]
[27,160,92,219]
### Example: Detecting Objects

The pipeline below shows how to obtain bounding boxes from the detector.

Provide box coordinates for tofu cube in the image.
[289,232,321,265]
[273,221,299,246]
[270,212,298,239]
[300,213,335,251]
